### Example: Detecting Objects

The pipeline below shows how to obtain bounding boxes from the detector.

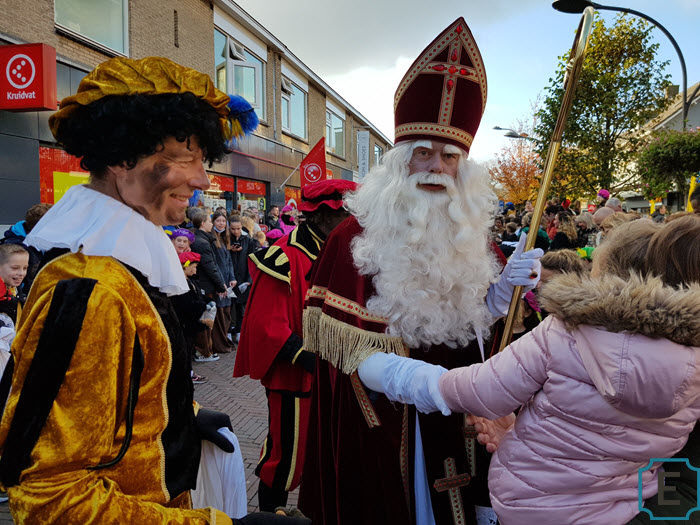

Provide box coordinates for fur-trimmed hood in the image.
[539,272,700,419]
[539,272,700,347]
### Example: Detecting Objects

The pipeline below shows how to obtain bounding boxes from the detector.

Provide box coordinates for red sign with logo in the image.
[300,138,326,188]
[0,43,57,112]
[210,175,234,192]
[237,179,266,196]
[587,204,596,213]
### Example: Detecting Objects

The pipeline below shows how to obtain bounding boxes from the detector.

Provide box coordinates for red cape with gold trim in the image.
[234,224,324,392]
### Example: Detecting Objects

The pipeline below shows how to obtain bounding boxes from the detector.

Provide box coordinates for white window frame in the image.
[374,144,383,166]
[215,28,266,121]
[54,0,129,56]
[280,76,307,140]
[281,92,291,132]
[326,109,345,158]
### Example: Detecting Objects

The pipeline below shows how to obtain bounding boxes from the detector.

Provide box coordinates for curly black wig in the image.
[54,92,230,176]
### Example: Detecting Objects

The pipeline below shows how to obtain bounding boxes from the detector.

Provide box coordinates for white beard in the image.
[345,142,500,349]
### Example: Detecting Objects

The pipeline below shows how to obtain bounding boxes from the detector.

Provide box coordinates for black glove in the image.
[195,408,235,453]
[293,350,316,374]
[233,512,311,525]
[277,334,315,373]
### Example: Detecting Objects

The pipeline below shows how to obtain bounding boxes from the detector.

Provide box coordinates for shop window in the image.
[214,28,265,121]
[55,0,128,55]
[281,77,307,140]
[237,179,267,213]
[374,144,383,166]
[326,110,345,157]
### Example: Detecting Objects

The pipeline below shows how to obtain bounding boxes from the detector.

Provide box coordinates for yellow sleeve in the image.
[0,279,232,525]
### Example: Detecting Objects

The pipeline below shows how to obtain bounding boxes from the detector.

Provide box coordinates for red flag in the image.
[300,137,326,188]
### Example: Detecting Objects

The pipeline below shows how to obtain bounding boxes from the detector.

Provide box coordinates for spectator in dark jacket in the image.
[190,208,225,361]
[228,215,256,335]
[550,212,580,251]
[171,251,212,382]
[520,212,550,252]
[211,210,236,354]
[265,205,283,232]
[575,212,597,247]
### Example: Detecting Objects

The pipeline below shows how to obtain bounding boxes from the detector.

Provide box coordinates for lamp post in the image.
[552,0,697,130]
[494,126,536,141]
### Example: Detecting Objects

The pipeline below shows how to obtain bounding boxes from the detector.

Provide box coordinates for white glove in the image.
[486,233,543,318]
[357,352,451,415]
[238,282,250,293]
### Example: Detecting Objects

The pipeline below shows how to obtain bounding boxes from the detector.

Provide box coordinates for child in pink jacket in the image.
[369,217,700,525]
[441,217,700,524]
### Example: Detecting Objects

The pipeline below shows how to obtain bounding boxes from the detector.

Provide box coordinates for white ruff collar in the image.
[26,185,188,296]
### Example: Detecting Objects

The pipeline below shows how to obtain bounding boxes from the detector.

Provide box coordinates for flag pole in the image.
[277,162,302,192]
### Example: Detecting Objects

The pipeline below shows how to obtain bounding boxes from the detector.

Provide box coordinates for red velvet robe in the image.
[299,216,506,525]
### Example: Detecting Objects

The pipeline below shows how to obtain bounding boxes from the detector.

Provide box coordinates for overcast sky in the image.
[234,0,700,162]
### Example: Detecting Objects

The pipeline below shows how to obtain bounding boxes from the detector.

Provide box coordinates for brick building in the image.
[0,0,392,225]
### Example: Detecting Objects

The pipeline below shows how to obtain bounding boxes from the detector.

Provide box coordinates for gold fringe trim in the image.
[303,306,407,375]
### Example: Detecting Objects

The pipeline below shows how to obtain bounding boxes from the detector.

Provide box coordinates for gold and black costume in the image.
[0,250,231,524]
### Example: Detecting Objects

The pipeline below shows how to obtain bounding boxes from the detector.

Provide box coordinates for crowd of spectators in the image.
[490,187,700,343]
[0,200,302,388]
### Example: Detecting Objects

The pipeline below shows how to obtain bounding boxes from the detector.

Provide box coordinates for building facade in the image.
[0,0,392,225]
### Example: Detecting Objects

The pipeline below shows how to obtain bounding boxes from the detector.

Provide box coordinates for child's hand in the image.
[466,413,516,453]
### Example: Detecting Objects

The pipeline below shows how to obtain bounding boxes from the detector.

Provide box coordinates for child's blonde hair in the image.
[254,231,267,246]
[0,243,28,265]
[540,249,586,275]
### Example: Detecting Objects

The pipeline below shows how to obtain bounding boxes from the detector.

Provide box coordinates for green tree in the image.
[637,129,700,200]
[534,14,671,199]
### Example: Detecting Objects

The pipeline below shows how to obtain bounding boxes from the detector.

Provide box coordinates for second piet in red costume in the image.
[232,178,356,512]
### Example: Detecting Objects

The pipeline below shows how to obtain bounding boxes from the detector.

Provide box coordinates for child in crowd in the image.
[510,291,541,342]
[500,222,518,242]
[171,251,217,383]
[376,217,700,524]
[0,280,16,378]
[0,244,29,324]
[253,230,267,249]
[265,228,284,246]
[171,228,195,254]
[538,248,587,287]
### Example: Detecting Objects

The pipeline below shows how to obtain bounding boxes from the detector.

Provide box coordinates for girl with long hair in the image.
[550,212,579,251]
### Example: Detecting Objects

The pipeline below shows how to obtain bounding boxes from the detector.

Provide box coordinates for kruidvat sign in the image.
[0,43,57,111]
[638,458,699,521]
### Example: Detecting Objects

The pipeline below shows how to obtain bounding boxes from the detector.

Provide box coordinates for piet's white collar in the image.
[26,185,188,296]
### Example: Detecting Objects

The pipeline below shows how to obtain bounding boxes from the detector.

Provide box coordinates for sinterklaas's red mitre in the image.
[394,18,487,155]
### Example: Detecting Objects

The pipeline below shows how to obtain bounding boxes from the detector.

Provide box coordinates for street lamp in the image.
[552,0,700,130]
[494,126,534,140]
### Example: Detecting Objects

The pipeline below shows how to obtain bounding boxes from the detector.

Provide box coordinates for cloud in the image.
[325,57,413,141]
[234,0,544,75]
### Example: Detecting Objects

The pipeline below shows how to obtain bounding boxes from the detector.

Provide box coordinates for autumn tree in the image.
[490,137,540,206]
[534,14,672,198]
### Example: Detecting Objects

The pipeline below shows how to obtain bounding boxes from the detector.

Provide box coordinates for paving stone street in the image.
[0,350,295,523]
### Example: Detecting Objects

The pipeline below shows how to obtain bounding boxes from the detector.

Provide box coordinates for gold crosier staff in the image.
[498,7,595,352]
